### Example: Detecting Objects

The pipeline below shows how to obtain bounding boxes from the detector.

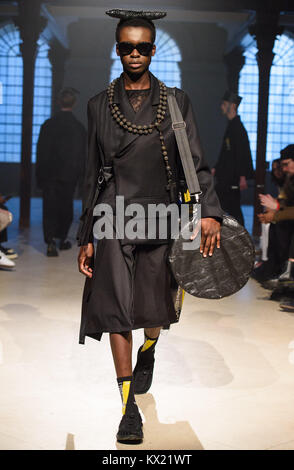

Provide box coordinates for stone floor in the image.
[1,199,294,450]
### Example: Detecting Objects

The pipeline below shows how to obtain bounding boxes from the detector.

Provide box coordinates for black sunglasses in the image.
[117,42,154,56]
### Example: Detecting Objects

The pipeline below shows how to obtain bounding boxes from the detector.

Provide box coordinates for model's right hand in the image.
[78,243,94,278]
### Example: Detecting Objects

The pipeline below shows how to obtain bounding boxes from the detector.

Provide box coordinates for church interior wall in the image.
[0,15,257,203]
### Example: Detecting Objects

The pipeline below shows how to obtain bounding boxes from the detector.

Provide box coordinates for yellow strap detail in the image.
[184,189,191,202]
[182,289,185,305]
[122,381,131,415]
[141,339,156,353]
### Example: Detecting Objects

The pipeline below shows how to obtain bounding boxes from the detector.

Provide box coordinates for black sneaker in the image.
[133,346,155,395]
[47,241,58,257]
[0,245,18,260]
[116,408,143,444]
[280,298,294,311]
[59,240,72,250]
[263,274,294,290]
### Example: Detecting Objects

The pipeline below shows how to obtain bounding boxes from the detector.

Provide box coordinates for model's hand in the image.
[78,243,94,278]
[258,211,275,224]
[191,217,221,257]
[259,194,278,211]
[239,176,248,191]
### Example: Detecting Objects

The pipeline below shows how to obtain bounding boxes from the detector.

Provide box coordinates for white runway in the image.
[1,200,294,450]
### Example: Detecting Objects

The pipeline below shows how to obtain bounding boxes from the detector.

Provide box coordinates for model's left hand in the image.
[258,210,275,223]
[191,217,221,257]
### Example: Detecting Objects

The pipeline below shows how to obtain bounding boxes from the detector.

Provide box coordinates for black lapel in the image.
[114,72,160,156]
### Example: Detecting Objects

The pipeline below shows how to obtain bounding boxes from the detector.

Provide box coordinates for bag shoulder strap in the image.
[167,87,202,202]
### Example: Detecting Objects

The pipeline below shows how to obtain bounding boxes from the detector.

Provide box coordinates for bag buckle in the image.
[98,167,105,185]
[172,121,186,130]
[190,192,202,203]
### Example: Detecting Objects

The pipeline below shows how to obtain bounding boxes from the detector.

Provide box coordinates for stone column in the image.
[14,0,46,229]
[249,9,283,237]
[223,47,245,93]
[48,39,70,116]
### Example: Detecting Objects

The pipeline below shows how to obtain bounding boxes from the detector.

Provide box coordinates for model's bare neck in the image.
[123,71,150,90]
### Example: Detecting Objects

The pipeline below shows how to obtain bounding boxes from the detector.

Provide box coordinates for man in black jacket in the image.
[77,9,223,444]
[36,88,86,256]
[212,91,254,226]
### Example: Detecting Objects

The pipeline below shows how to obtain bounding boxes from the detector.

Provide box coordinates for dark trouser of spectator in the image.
[274,220,294,263]
[215,185,244,226]
[267,221,292,271]
[0,203,8,244]
[252,221,294,282]
[42,180,76,244]
[261,221,294,288]
[290,233,294,259]
[0,227,7,244]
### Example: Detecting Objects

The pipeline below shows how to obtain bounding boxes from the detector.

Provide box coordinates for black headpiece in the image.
[222,90,242,106]
[280,144,294,160]
[105,9,167,21]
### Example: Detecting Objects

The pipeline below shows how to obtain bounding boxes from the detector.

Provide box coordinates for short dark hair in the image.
[58,89,77,108]
[280,144,294,161]
[116,18,156,43]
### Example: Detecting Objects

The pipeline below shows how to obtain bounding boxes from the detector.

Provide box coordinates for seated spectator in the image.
[0,193,18,260]
[258,145,294,287]
[0,205,15,268]
[252,158,287,282]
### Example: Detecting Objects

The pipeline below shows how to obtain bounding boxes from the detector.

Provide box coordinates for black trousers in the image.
[267,220,294,269]
[215,185,244,226]
[290,233,294,259]
[0,203,8,244]
[42,180,76,244]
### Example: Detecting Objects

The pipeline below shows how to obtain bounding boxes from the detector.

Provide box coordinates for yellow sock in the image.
[117,375,136,415]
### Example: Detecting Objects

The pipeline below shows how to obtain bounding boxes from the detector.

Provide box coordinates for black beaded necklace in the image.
[107,78,177,202]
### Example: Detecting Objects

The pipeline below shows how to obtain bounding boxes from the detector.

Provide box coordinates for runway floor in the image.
[1,199,294,450]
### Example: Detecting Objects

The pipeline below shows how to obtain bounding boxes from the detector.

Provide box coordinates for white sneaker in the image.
[0,249,15,268]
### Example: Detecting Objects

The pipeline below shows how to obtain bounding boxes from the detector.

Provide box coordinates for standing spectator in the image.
[212,91,254,226]
[36,87,87,256]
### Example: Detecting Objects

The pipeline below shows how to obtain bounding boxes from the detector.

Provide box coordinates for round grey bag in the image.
[168,215,255,299]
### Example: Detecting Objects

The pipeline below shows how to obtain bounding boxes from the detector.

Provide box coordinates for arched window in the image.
[239,33,294,167]
[0,22,52,163]
[110,28,182,87]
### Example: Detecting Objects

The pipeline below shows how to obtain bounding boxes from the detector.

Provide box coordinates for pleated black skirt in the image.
[79,238,180,344]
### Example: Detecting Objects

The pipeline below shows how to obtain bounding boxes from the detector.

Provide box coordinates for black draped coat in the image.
[214,115,254,188]
[78,72,223,343]
[36,110,86,188]
[80,72,222,235]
